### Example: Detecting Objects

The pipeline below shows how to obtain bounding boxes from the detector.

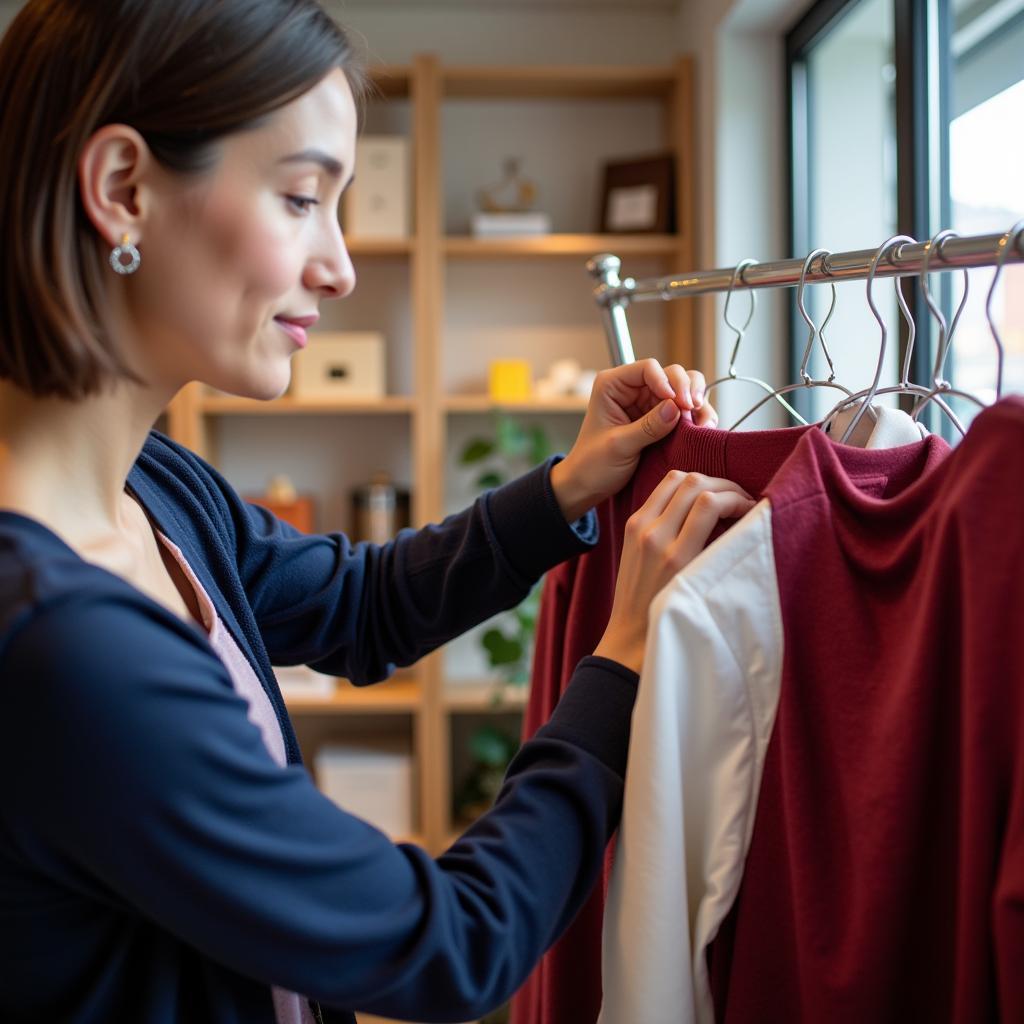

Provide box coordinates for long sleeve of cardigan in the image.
[2,591,637,1022]
[154,438,598,684]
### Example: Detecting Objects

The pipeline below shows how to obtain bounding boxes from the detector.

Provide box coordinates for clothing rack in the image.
[587,228,1024,367]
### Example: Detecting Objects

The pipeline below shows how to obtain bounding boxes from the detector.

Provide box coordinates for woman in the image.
[0,2,753,1022]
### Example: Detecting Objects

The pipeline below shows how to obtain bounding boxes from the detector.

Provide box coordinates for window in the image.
[788,0,899,421]
[786,0,1023,432]
[944,1,1024,410]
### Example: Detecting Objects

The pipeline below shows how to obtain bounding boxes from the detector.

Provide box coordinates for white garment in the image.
[598,407,929,1024]
[823,403,929,448]
[597,501,782,1024]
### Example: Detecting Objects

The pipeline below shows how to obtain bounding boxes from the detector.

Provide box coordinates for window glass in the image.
[797,0,900,421]
[944,0,1024,417]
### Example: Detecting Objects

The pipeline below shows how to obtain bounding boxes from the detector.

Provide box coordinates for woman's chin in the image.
[206,369,291,403]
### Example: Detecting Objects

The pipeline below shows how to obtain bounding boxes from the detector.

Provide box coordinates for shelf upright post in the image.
[411,53,449,854]
[667,54,697,368]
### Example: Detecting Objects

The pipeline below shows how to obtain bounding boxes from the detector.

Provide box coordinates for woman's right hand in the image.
[594,471,756,673]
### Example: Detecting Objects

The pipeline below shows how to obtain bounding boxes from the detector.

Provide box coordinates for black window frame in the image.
[785,0,944,418]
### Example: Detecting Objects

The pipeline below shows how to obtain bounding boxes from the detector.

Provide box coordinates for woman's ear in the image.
[77,124,154,249]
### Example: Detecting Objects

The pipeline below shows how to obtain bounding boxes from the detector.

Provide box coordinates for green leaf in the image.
[529,425,552,465]
[496,415,529,459]
[514,606,537,633]
[476,471,504,491]
[460,438,495,464]
[470,726,518,767]
[482,628,523,667]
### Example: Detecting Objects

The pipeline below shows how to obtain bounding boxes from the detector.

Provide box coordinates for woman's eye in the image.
[286,195,319,214]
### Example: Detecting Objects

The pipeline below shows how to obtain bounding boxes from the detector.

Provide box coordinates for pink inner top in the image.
[155,530,315,1024]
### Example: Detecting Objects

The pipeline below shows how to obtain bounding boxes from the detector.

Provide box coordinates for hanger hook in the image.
[986,219,1024,401]
[920,229,969,390]
[839,234,916,444]
[722,258,759,378]
[895,271,916,388]
[796,248,838,384]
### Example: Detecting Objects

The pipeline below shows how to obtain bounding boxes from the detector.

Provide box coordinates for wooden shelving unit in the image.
[442,394,589,414]
[163,56,696,885]
[444,233,679,258]
[443,682,529,712]
[285,677,422,715]
[200,394,418,416]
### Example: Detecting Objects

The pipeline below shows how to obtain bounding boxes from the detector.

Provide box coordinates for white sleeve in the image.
[598,500,784,1024]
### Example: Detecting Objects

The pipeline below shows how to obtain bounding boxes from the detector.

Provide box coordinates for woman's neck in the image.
[0,378,171,548]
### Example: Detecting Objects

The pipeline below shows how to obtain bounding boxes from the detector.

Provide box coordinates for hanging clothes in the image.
[513,406,943,1024]
[598,397,1024,1023]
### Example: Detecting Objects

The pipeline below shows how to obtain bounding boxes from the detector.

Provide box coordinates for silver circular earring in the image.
[109,233,141,275]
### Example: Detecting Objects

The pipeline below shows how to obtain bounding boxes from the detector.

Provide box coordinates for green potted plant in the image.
[459,414,555,697]
[453,414,561,831]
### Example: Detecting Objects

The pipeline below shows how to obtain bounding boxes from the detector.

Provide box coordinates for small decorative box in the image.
[290,331,385,400]
[344,135,411,239]
[488,358,533,401]
[244,475,316,533]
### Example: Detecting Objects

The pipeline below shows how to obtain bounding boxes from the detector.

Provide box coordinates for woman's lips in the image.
[273,314,318,349]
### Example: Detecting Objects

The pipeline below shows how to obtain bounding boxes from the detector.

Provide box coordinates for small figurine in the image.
[477,157,538,214]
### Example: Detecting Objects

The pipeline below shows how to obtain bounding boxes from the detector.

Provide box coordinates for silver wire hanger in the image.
[984,218,1024,400]
[822,230,966,436]
[704,258,807,427]
[823,235,966,444]
[912,219,1024,421]
[909,229,983,427]
[729,248,856,430]
[820,234,965,442]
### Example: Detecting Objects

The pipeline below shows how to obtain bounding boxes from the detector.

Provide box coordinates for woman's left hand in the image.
[549,359,717,522]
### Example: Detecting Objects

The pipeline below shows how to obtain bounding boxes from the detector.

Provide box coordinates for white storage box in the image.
[344,135,410,239]
[314,741,414,839]
[273,666,336,699]
[290,332,385,400]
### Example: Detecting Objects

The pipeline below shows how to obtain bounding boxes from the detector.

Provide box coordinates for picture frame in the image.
[598,153,676,234]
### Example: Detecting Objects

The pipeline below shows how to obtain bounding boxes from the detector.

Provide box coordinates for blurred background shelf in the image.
[444,233,679,258]
[284,677,422,715]
[442,395,588,413]
[200,395,418,416]
[443,682,529,712]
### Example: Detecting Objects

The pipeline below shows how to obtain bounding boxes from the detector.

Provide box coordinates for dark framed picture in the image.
[598,153,676,234]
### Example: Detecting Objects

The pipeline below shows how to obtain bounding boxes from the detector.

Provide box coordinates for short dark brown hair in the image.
[0,0,367,400]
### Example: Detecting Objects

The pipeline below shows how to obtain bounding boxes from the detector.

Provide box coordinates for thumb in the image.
[621,399,681,454]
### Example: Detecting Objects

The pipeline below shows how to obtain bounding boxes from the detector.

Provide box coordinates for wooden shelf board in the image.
[285,678,421,715]
[444,233,679,258]
[392,833,426,848]
[366,65,413,99]
[443,64,677,99]
[200,395,417,416]
[358,1015,456,1024]
[443,682,528,712]
[347,237,414,256]
[443,395,588,414]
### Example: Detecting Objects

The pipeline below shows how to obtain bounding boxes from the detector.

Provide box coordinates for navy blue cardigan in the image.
[0,431,639,1023]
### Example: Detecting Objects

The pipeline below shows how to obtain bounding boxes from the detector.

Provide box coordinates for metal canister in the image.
[352,474,410,544]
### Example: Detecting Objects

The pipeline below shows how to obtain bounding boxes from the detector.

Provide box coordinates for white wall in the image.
[679,0,810,427]
[328,1,680,65]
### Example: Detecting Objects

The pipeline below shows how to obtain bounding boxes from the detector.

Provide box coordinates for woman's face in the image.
[129,68,357,400]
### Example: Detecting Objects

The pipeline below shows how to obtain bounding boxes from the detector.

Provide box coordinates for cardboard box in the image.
[314,741,414,838]
[245,495,316,533]
[344,136,410,239]
[290,332,385,400]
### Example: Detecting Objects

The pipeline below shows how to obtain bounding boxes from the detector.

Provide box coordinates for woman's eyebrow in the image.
[278,148,344,179]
